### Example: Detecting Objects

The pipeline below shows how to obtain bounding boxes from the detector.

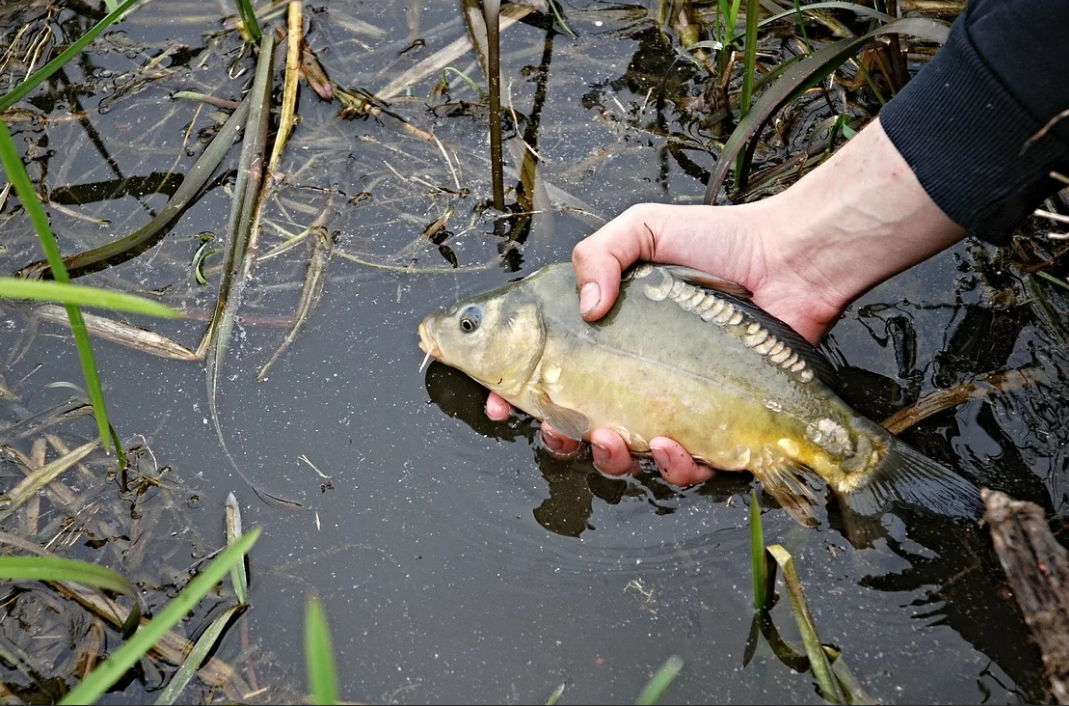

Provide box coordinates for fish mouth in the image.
[417,320,441,373]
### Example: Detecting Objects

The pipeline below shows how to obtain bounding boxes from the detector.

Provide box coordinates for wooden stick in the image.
[984,489,1069,704]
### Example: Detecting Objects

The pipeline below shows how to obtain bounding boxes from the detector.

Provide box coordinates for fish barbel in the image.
[417,262,980,524]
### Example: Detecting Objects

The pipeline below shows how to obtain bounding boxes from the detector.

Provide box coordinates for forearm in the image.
[765,118,966,308]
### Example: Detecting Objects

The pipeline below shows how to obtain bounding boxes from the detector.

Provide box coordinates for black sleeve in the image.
[879,0,1069,245]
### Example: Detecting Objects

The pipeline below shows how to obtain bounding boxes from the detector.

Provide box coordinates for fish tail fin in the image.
[842,441,982,519]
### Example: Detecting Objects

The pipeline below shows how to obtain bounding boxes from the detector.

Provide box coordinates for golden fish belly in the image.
[523,333,830,474]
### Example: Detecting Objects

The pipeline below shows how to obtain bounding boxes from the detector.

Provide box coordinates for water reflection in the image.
[423,361,745,538]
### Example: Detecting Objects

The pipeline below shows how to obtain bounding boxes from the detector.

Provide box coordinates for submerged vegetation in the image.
[0,0,1065,703]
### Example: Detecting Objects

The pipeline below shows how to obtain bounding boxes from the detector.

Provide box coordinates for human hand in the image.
[489,118,965,485]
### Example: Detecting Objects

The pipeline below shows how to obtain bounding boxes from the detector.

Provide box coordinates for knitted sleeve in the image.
[879,1,1069,244]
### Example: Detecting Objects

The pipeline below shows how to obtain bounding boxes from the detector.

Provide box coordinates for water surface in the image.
[1,2,1067,703]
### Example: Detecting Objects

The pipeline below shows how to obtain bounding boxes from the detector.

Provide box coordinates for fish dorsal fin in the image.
[531,388,591,441]
[660,265,753,298]
[632,264,838,387]
[624,263,753,298]
[754,454,822,527]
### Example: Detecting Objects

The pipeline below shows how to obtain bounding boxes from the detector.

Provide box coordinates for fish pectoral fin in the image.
[755,457,822,528]
[531,389,591,441]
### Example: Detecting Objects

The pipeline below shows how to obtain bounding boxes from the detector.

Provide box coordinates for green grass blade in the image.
[0,548,143,638]
[0,122,113,452]
[738,0,760,120]
[750,491,776,611]
[58,527,261,706]
[734,0,761,178]
[0,0,143,113]
[441,67,485,98]
[70,308,111,451]
[634,655,683,706]
[704,17,950,202]
[766,545,845,704]
[547,0,577,38]
[305,596,339,706]
[791,0,813,53]
[824,645,877,705]
[0,555,138,603]
[153,604,243,705]
[0,279,179,318]
[234,0,263,40]
[716,0,732,43]
[727,0,744,36]
[1037,270,1069,294]
[632,654,684,701]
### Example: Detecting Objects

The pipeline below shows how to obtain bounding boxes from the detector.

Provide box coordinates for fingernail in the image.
[651,447,671,471]
[591,440,609,466]
[543,429,565,454]
[579,282,600,316]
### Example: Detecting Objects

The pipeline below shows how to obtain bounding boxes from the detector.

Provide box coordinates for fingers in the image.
[540,422,582,457]
[572,204,662,322]
[588,429,716,487]
[589,428,639,476]
[650,437,716,486]
[485,392,512,422]
[488,392,715,486]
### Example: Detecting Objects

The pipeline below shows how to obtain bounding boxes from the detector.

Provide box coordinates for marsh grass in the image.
[0,554,144,637]
[734,0,761,178]
[0,0,143,113]
[766,544,845,703]
[705,16,951,201]
[59,528,261,705]
[233,0,263,41]
[0,124,116,457]
[0,279,178,317]
[0,0,177,460]
[153,604,245,705]
[480,0,506,210]
[749,495,873,704]
[749,491,775,611]
[305,596,339,705]
[634,655,684,705]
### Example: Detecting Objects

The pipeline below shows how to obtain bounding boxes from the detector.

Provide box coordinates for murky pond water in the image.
[2,1,1068,703]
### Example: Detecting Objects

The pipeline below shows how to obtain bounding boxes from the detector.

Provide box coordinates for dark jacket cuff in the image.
[880,19,1069,245]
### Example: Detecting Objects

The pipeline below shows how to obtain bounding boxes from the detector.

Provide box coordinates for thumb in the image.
[571,205,661,321]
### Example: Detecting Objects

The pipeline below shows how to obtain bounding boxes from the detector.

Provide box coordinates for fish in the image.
[417,262,981,525]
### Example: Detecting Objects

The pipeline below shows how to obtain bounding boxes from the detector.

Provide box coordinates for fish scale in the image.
[634,265,815,383]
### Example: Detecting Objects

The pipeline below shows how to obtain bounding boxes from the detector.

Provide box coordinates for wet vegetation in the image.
[0,0,1067,703]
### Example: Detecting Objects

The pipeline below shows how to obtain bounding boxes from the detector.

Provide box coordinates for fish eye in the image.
[459,306,481,333]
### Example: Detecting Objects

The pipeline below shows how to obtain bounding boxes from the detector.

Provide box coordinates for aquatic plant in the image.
[306,596,340,705]
[749,492,875,704]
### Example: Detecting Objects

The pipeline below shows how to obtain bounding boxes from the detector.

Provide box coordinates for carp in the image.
[417,262,980,525]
